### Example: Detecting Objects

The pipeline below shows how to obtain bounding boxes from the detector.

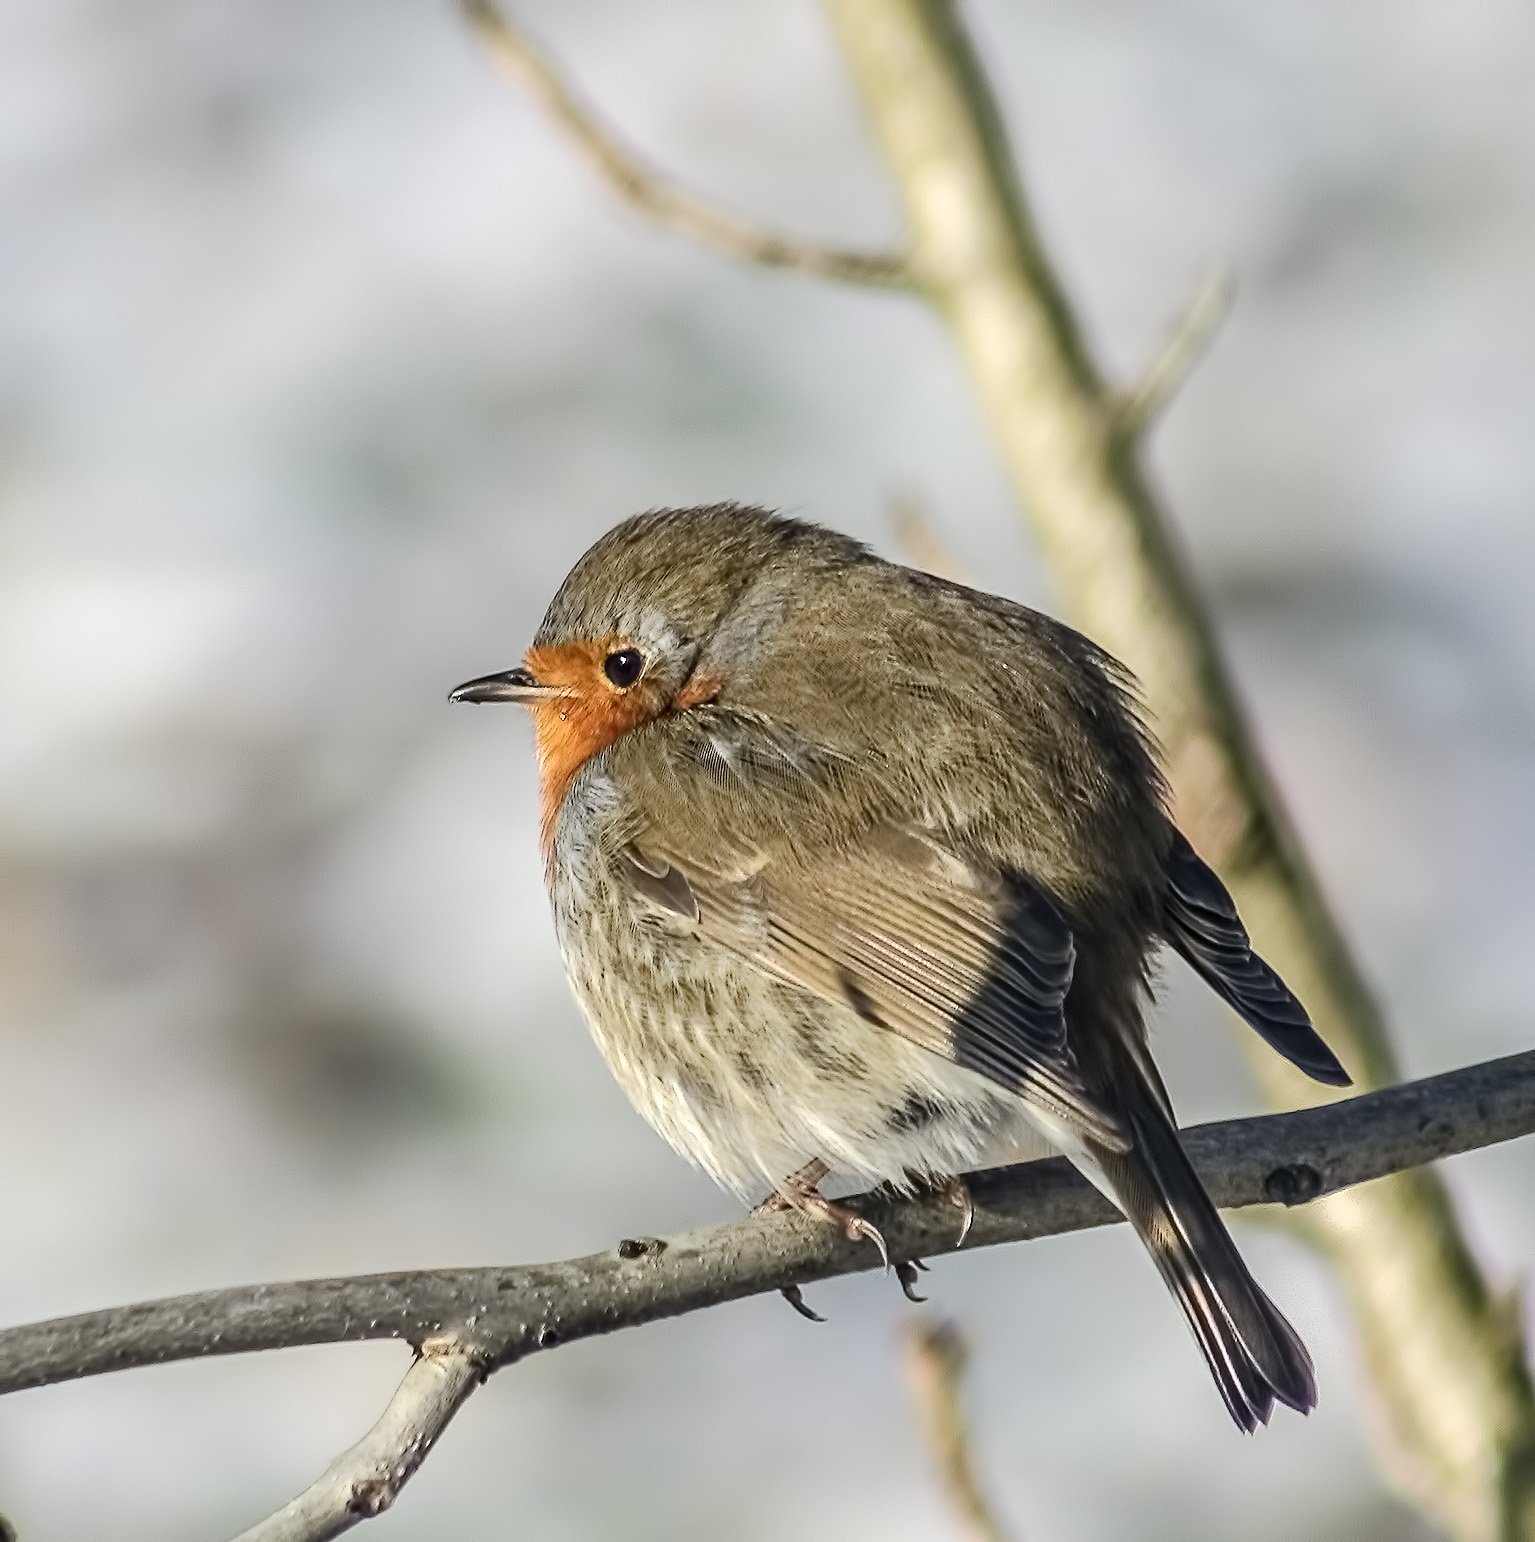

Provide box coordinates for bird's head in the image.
[450,504,871,854]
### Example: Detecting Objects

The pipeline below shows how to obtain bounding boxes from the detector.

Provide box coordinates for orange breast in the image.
[526,641,662,861]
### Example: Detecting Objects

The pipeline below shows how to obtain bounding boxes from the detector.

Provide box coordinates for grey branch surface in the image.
[2,1049,1532,1399]
[461,0,912,289]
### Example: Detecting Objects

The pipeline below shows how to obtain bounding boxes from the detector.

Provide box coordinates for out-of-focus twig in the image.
[890,492,971,583]
[232,1341,485,1542]
[904,1320,1013,1542]
[1112,267,1234,438]
[461,0,913,290]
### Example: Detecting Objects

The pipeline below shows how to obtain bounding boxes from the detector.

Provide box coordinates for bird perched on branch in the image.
[451,503,1348,1431]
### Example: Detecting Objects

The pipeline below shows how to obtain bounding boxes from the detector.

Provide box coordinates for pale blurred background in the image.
[3,1,1534,1537]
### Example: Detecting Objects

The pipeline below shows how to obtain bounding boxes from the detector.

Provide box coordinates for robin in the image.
[451,503,1348,1430]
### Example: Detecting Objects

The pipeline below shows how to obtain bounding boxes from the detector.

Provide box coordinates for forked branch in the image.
[1113,267,1235,438]
[232,1342,486,1542]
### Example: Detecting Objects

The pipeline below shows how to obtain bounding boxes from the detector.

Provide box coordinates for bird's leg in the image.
[755,1158,831,1213]
[881,1176,973,1307]
[756,1161,836,1319]
[756,1158,891,1270]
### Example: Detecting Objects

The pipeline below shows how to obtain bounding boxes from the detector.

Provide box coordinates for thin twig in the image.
[1,1048,1532,1396]
[232,1340,486,1542]
[461,0,912,289]
[890,492,972,583]
[1112,267,1234,437]
[904,1319,1013,1542]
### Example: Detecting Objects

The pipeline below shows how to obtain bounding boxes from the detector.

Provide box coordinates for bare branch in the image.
[233,1341,485,1542]
[2,1052,1529,1537]
[1,1049,1531,1399]
[904,1319,1013,1542]
[1112,267,1234,438]
[461,0,912,289]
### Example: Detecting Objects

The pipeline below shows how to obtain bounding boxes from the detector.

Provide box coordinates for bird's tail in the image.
[1087,1075,1317,1431]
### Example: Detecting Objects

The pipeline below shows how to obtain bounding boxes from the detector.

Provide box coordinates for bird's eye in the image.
[603,648,645,688]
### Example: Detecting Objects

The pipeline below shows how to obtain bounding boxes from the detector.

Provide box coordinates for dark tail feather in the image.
[1093,1083,1317,1431]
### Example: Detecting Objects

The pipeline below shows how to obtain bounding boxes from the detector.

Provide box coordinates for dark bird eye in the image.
[603,648,645,688]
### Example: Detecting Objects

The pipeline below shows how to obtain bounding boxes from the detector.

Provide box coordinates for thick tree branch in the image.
[461,0,912,289]
[232,1341,485,1542]
[2,1049,1531,1399]
[821,5,1535,1537]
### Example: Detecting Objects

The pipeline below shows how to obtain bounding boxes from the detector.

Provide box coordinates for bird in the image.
[450,503,1349,1432]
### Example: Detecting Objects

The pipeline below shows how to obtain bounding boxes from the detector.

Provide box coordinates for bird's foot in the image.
[895,1258,928,1303]
[756,1159,891,1270]
[783,1188,891,1270]
[936,1175,974,1247]
[880,1177,969,1305]
[778,1283,825,1323]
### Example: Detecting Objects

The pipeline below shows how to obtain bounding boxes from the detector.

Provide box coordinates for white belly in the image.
[553,866,1055,1199]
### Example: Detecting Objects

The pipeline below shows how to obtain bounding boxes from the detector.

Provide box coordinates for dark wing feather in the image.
[1162,831,1349,1087]
[622,824,1128,1151]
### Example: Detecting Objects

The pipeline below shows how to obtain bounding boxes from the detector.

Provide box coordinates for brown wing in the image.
[617,823,1127,1151]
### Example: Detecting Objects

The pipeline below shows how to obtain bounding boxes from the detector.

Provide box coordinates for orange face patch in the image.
[524,639,663,860]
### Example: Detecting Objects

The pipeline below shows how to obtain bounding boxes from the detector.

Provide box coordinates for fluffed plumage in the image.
[453,504,1347,1430]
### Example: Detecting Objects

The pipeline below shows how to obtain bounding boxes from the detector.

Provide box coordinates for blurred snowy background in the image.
[3,0,1533,1537]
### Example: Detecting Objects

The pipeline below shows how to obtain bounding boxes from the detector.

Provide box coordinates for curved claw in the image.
[842,1211,891,1271]
[942,1177,974,1248]
[763,1165,891,1272]
[780,1284,826,1323]
[895,1259,928,1304]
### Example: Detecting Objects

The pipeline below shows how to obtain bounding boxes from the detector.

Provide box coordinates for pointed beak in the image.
[448,665,565,705]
